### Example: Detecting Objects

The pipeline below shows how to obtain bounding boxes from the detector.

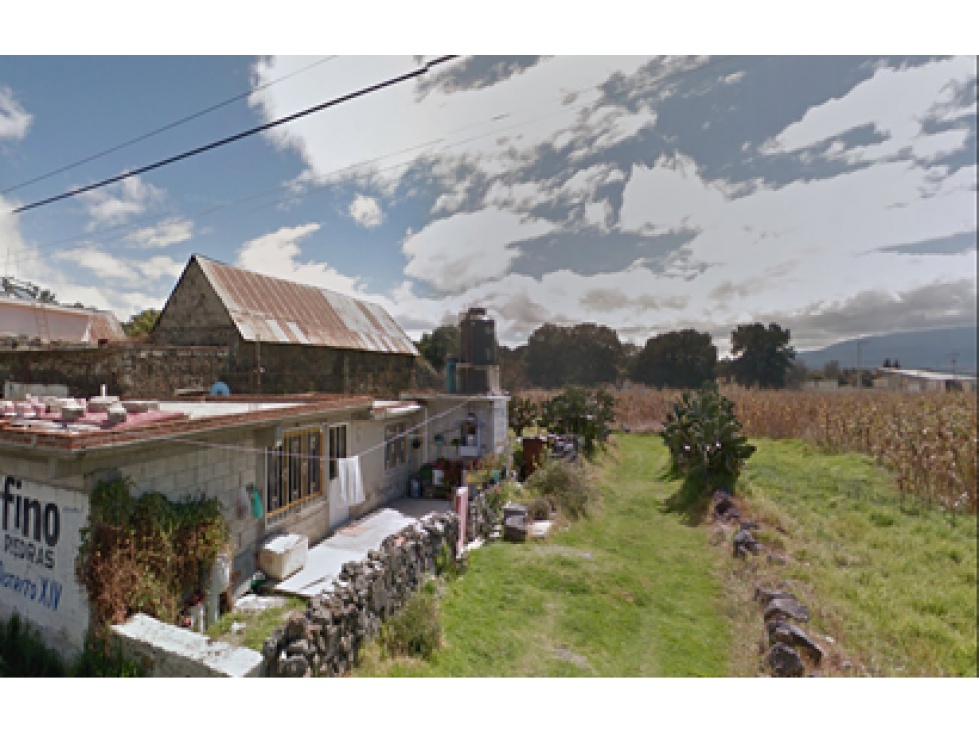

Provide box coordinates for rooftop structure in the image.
[0,294,126,344]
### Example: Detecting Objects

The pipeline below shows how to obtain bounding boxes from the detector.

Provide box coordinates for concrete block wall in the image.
[112,613,264,677]
[120,432,265,563]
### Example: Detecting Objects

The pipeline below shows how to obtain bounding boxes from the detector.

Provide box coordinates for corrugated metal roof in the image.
[194,255,418,356]
[0,297,126,343]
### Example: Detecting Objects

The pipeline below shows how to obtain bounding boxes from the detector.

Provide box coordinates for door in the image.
[327,423,349,530]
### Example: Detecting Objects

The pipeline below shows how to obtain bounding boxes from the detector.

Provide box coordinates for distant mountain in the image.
[798,326,977,374]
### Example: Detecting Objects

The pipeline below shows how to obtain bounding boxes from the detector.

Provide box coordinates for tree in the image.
[823,360,841,380]
[122,309,161,338]
[786,359,810,389]
[525,323,623,388]
[499,344,530,391]
[730,322,796,389]
[37,289,57,303]
[883,358,892,368]
[415,325,460,372]
[632,329,717,389]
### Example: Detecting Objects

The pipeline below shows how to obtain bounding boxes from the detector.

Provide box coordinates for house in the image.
[876,367,977,393]
[0,389,439,658]
[0,293,125,346]
[150,254,439,396]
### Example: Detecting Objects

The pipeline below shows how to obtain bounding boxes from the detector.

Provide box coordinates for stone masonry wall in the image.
[263,511,460,678]
[223,342,440,398]
[0,342,440,399]
[0,345,230,398]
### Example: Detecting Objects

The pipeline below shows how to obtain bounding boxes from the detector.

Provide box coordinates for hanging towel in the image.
[337,457,365,507]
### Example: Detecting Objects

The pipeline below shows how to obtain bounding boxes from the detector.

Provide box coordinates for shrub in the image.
[540,386,615,457]
[0,613,66,677]
[660,381,756,493]
[380,587,441,660]
[70,634,144,677]
[525,458,594,519]
[76,477,229,631]
[526,497,551,521]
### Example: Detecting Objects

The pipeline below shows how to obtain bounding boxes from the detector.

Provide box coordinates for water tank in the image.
[461,307,497,366]
[445,357,458,394]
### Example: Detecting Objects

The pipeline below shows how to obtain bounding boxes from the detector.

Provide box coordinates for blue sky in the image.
[1,53,976,352]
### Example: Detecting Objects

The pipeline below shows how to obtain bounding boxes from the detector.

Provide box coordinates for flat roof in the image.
[0,394,378,455]
[879,367,977,382]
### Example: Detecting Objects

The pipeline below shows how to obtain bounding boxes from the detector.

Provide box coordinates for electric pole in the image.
[948,351,959,378]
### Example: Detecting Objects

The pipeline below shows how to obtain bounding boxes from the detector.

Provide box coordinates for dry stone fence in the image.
[262,511,461,677]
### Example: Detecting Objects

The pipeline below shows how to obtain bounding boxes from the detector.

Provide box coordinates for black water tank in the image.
[462,307,496,366]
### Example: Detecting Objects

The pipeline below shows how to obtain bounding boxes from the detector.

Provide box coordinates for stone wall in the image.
[262,511,460,677]
[0,342,440,400]
[223,342,440,398]
[0,344,230,398]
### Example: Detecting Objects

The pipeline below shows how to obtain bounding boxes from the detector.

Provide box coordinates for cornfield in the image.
[517,386,978,514]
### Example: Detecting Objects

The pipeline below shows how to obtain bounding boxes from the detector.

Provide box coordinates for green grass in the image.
[206,596,307,652]
[358,434,732,677]
[735,439,978,677]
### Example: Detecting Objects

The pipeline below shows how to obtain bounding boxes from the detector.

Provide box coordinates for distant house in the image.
[0,295,125,346]
[876,367,977,393]
[150,255,438,397]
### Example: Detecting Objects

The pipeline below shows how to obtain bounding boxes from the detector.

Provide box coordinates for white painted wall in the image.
[0,475,91,659]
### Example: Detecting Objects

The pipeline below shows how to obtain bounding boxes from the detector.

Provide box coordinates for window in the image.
[385,422,407,471]
[266,428,324,517]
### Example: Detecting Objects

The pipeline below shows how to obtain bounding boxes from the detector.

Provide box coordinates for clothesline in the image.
[157,397,478,462]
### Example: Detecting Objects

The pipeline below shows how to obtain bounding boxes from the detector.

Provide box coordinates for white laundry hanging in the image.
[337,456,365,507]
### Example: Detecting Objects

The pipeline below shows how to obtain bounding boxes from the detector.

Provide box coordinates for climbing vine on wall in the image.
[75,478,229,632]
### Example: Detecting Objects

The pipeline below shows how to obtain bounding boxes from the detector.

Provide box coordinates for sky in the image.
[1,53,976,354]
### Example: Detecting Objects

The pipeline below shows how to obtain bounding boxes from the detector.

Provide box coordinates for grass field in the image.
[359,434,732,677]
[728,439,978,677]
[359,433,977,678]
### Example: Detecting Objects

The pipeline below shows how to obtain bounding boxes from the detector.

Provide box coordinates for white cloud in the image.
[248,56,658,192]
[0,86,32,141]
[236,223,362,296]
[764,56,976,165]
[136,255,184,281]
[402,207,556,291]
[54,247,139,280]
[125,218,194,248]
[347,194,384,228]
[81,176,165,226]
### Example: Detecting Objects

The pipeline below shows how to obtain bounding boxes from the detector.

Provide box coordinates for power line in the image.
[7,55,745,269]
[0,56,339,197]
[7,55,460,215]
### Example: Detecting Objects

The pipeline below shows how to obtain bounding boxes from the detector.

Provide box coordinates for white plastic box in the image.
[258,533,308,581]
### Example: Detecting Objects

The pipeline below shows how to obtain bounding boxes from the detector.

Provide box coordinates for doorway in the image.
[327,423,349,530]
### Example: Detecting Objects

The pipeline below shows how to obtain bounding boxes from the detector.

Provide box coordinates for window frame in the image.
[266,426,325,519]
[384,421,407,472]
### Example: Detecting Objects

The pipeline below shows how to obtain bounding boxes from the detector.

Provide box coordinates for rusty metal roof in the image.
[0,296,126,344]
[194,255,418,356]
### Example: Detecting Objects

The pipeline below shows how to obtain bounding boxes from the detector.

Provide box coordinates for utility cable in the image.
[0,56,339,197]
[5,54,743,265]
[7,55,459,215]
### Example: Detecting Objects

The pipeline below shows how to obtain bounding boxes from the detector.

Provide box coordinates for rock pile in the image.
[262,511,460,677]
[712,492,828,678]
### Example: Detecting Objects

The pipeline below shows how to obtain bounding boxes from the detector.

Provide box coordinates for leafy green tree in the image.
[539,386,615,457]
[122,309,161,338]
[508,396,540,436]
[730,322,796,389]
[632,329,717,388]
[525,323,623,388]
[415,325,460,372]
